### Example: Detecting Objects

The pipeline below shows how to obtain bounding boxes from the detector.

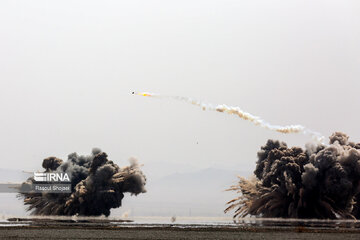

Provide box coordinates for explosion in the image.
[19,148,146,216]
[225,132,360,220]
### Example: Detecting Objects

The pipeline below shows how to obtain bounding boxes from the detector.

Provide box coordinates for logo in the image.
[34,172,71,182]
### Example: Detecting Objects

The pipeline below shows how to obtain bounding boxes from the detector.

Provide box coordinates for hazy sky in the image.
[1,0,360,174]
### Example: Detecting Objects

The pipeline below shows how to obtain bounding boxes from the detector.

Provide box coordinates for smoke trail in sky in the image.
[134,92,324,143]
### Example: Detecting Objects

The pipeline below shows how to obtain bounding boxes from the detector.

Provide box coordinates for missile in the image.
[132,92,153,97]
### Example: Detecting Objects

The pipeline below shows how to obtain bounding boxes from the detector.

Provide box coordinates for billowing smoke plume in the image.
[225,132,360,220]
[19,149,146,216]
[134,92,324,143]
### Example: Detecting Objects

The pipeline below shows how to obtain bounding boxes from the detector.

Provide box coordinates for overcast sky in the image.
[1,0,360,174]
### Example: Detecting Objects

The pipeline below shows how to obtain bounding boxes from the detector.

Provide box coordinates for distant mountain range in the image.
[0,168,31,183]
[116,167,251,217]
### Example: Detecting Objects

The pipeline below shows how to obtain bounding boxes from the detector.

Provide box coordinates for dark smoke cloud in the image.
[19,149,146,216]
[225,132,360,219]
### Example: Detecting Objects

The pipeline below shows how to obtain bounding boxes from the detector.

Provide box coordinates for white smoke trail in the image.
[134,92,325,143]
